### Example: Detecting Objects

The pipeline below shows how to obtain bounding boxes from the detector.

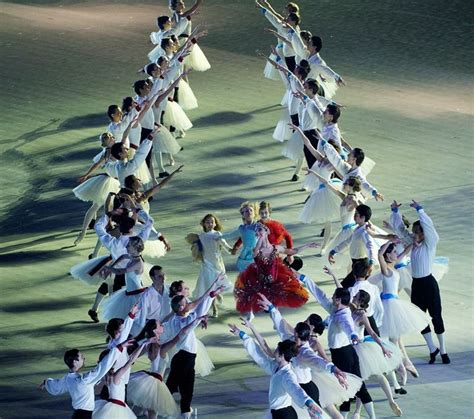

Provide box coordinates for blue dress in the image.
[222,223,258,272]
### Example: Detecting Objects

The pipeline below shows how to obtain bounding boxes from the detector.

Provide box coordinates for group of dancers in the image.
[40,1,451,418]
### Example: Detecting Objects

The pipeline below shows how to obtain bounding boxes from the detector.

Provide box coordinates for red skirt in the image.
[234,259,309,313]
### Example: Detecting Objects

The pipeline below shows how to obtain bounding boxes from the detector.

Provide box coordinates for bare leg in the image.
[325,404,343,419]
[351,398,362,419]
[377,374,402,416]
[74,203,100,245]
[91,238,102,259]
[320,221,332,255]
[396,337,419,378]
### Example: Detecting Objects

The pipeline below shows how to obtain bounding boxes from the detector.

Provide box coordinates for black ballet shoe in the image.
[88,253,93,260]
[319,228,325,237]
[88,219,96,229]
[395,387,407,395]
[429,348,440,364]
[148,196,154,202]
[159,172,170,178]
[180,146,184,151]
[291,174,299,182]
[88,310,99,323]
[441,353,451,364]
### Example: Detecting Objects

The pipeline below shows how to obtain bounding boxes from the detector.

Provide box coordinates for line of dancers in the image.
[41,1,451,418]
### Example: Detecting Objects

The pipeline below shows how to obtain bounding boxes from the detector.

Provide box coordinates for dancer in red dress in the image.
[234,222,317,314]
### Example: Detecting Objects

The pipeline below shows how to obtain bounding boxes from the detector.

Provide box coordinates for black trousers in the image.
[290,113,299,127]
[365,315,380,337]
[284,56,296,73]
[300,380,320,405]
[98,274,125,296]
[72,410,92,419]
[166,350,196,413]
[271,405,298,419]
[411,274,445,334]
[330,345,372,412]
[140,127,154,169]
[341,258,369,289]
[302,129,319,168]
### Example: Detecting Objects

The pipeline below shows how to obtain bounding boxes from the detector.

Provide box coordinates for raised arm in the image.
[358,312,391,358]
[378,241,392,276]
[113,341,147,384]
[95,214,116,251]
[410,201,439,248]
[257,293,294,340]
[81,346,122,385]
[141,165,183,201]
[77,152,107,184]
[323,265,342,288]
[295,271,333,313]
[180,0,203,18]
[308,169,346,200]
[42,376,68,396]
[289,124,324,160]
[240,317,274,358]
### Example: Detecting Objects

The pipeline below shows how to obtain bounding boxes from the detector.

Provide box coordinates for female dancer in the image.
[350,290,403,417]
[92,341,150,419]
[234,222,315,315]
[186,213,232,317]
[228,324,324,419]
[376,241,430,377]
[292,126,342,254]
[99,236,147,321]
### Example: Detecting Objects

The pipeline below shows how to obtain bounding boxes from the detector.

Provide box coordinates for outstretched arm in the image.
[141,165,183,201]
[289,124,325,160]
[240,317,274,358]
[323,265,342,288]
[307,169,346,200]
[180,0,203,18]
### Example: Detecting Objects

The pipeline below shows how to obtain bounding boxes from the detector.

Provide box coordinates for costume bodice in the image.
[254,247,279,283]
[381,270,400,296]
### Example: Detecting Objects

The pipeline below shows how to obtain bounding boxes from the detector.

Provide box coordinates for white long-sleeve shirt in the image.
[301,275,358,349]
[103,138,153,187]
[163,295,214,354]
[260,7,297,58]
[107,108,139,147]
[349,280,384,326]
[332,224,377,263]
[94,211,153,260]
[269,307,334,384]
[322,141,377,198]
[131,285,171,336]
[392,208,439,278]
[240,334,313,411]
[45,347,121,411]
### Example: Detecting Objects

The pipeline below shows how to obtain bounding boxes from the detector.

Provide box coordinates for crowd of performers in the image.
[40,1,451,418]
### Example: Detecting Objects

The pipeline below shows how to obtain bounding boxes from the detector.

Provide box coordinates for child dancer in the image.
[186,213,232,317]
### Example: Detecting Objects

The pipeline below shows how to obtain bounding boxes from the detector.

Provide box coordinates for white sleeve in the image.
[260,7,284,31]
[323,142,349,177]
[81,347,120,385]
[115,313,135,344]
[221,226,241,241]
[301,275,333,313]
[95,215,115,251]
[269,308,293,340]
[372,291,384,327]
[339,311,357,340]
[312,60,340,81]
[45,376,68,396]
[122,139,153,177]
[288,30,309,60]
[305,98,324,126]
[137,210,154,242]
[282,370,313,408]
[362,229,377,263]
[241,334,274,376]
[332,235,351,255]
[418,209,439,249]
[299,349,334,373]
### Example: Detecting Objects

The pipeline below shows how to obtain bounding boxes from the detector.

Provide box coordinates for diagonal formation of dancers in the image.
[40,1,451,418]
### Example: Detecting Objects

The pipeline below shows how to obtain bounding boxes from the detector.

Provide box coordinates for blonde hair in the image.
[185,233,203,262]
[239,201,258,215]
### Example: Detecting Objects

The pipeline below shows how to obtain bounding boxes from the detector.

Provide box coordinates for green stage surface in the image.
[0,0,473,417]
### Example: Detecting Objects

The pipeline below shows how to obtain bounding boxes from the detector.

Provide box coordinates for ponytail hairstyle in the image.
[304,78,321,95]
[100,132,114,148]
[327,139,341,155]
[169,280,185,297]
[307,313,325,335]
[107,105,119,121]
[352,148,365,166]
[296,59,310,80]
[344,176,362,192]
[383,243,397,263]
[356,290,371,310]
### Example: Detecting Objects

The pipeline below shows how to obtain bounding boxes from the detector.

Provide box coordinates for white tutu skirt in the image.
[153,125,181,155]
[432,256,449,281]
[282,131,304,161]
[148,44,164,63]
[263,53,281,81]
[177,79,198,110]
[317,76,338,99]
[281,91,289,106]
[272,109,291,142]
[313,371,362,408]
[183,42,211,72]
[195,338,215,376]
[73,175,120,205]
[134,162,152,187]
[70,255,112,286]
[379,298,430,339]
[355,339,402,381]
[299,180,343,224]
[127,371,179,415]
[398,267,413,290]
[92,400,136,419]
[102,289,144,321]
[163,100,193,132]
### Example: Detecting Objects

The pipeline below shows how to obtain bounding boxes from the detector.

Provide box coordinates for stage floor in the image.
[0,0,473,417]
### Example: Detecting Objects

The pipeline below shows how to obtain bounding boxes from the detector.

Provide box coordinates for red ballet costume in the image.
[234,246,309,313]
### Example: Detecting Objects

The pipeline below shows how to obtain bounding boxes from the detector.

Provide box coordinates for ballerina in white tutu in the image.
[350,290,403,417]
[93,340,151,419]
[376,241,430,379]
[185,213,232,318]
